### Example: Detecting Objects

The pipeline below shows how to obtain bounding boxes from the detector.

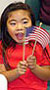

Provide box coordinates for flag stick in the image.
[23,42,25,61]
[23,30,26,61]
[32,22,42,56]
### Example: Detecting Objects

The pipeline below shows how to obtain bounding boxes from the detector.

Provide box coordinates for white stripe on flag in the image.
[25,26,50,49]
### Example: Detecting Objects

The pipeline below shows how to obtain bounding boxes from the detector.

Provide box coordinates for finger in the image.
[17,65,26,74]
[19,61,27,66]
[27,56,36,61]
[27,55,32,60]
[21,68,26,72]
[20,65,27,69]
[31,56,36,60]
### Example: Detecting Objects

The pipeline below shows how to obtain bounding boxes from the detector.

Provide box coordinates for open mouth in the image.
[15,33,24,40]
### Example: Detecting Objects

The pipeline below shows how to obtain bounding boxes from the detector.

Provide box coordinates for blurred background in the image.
[0,0,50,90]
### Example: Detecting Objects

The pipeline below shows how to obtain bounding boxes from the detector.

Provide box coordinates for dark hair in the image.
[1,2,49,70]
[1,2,35,49]
[1,2,36,70]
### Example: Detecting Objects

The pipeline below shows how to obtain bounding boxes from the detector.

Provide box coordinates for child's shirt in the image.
[0,41,50,90]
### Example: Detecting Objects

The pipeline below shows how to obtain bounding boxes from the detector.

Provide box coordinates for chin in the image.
[15,39,24,44]
[18,40,24,44]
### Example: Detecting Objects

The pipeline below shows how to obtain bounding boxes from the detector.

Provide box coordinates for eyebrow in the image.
[21,18,29,21]
[9,19,16,22]
[9,18,29,23]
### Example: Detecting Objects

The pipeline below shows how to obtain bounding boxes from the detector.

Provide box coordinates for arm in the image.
[27,55,50,81]
[31,65,50,81]
[0,64,20,82]
[0,61,27,82]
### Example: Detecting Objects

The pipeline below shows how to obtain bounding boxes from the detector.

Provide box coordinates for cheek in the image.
[7,23,14,31]
[7,28,14,37]
[29,20,32,26]
[7,25,14,33]
[24,21,32,28]
[28,22,32,27]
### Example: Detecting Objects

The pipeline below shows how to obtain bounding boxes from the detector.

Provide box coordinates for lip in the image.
[15,33,24,40]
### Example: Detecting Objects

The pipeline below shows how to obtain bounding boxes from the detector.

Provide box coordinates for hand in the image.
[27,55,36,71]
[17,60,27,75]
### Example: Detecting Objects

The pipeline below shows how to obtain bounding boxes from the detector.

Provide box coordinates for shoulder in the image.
[35,42,43,56]
[0,40,2,49]
[0,40,2,48]
[0,40,3,54]
[45,44,50,56]
[0,41,3,64]
[0,40,2,44]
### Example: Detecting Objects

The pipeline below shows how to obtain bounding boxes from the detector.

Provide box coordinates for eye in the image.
[10,21,16,26]
[10,23,16,25]
[23,20,28,24]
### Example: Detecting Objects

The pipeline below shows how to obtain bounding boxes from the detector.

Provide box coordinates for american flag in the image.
[25,26,50,49]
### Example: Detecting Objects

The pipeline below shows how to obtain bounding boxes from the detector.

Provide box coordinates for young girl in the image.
[0,2,50,90]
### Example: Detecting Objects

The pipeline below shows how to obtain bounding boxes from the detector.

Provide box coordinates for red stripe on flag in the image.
[25,26,50,49]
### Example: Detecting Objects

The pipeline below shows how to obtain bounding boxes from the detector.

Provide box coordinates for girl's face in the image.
[7,10,32,43]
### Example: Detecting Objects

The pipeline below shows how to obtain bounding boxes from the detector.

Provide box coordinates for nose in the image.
[16,23,24,30]
[16,23,25,34]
